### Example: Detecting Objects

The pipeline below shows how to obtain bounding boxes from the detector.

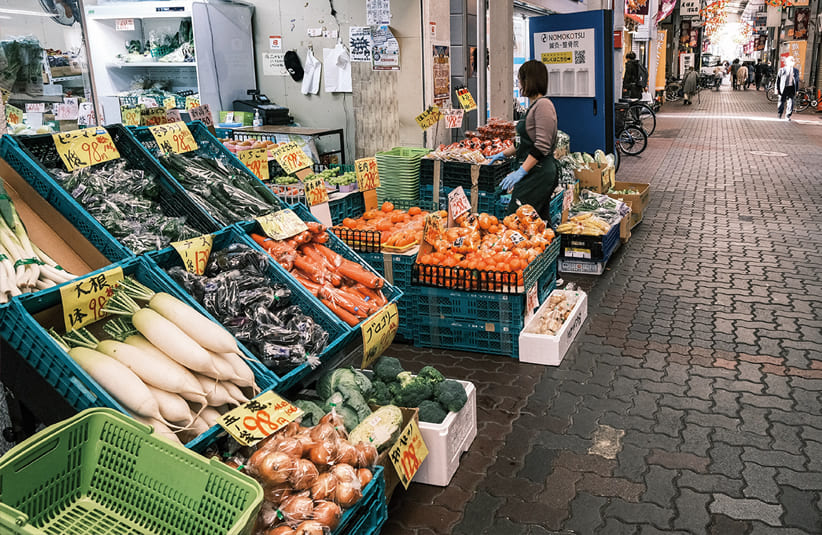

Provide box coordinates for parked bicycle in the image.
[615,102,648,156]
[665,77,682,102]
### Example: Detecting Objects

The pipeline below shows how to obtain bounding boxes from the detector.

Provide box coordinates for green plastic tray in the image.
[0,408,263,535]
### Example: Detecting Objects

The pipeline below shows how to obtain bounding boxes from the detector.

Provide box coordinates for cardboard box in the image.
[376,406,419,501]
[620,202,632,243]
[574,162,615,194]
[606,181,649,229]
[518,290,588,365]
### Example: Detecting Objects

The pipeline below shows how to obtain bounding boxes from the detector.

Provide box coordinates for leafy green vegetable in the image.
[349,405,404,451]
[336,405,360,432]
[293,399,326,427]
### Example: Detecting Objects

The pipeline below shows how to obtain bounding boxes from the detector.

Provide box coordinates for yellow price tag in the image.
[456,87,477,111]
[120,107,141,126]
[541,51,573,65]
[5,104,23,126]
[238,147,270,180]
[148,121,199,155]
[141,107,168,126]
[0,88,10,105]
[389,418,429,489]
[52,128,122,172]
[217,391,303,447]
[256,209,309,240]
[163,97,176,109]
[185,95,200,110]
[354,157,380,191]
[361,303,398,368]
[59,267,124,332]
[303,176,329,206]
[415,105,441,131]
[272,142,313,174]
[171,234,213,275]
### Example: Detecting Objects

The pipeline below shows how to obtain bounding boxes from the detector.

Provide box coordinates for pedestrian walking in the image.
[622,52,642,99]
[777,56,800,120]
[754,59,765,90]
[746,61,755,89]
[737,63,749,91]
[682,67,699,105]
[713,64,724,90]
[730,59,740,90]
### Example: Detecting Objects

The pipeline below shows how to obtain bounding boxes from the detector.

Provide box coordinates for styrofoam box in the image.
[558,258,606,276]
[414,379,477,486]
[518,290,588,366]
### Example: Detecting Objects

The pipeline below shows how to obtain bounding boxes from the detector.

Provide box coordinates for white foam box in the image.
[518,290,588,366]
[414,379,477,487]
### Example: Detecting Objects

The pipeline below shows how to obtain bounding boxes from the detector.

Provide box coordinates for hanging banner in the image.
[655,0,677,23]
[781,41,807,78]
[680,0,700,17]
[794,8,809,39]
[626,0,649,16]
[655,30,668,91]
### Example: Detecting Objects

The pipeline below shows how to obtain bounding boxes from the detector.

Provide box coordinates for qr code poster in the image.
[532,28,595,98]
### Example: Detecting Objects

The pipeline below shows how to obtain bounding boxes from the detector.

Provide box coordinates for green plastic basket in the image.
[0,408,263,535]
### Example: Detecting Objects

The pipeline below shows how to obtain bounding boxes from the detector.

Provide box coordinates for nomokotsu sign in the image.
[533,28,596,98]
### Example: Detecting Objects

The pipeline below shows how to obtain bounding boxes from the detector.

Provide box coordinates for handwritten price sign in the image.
[361,303,399,368]
[185,95,200,110]
[415,105,441,131]
[447,186,471,220]
[389,418,429,489]
[53,128,122,172]
[59,267,124,332]
[163,97,176,110]
[442,108,464,129]
[218,391,303,447]
[120,107,141,126]
[5,104,23,125]
[238,147,270,180]
[141,107,168,126]
[303,176,329,206]
[148,121,199,155]
[256,209,308,240]
[355,157,380,191]
[456,87,478,111]
[272,142,313,174]
[172,234,213,275]
[188,104,214,128]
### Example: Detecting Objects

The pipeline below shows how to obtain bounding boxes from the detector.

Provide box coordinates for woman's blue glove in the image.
[485,152,507,163]
[500,166,527,190]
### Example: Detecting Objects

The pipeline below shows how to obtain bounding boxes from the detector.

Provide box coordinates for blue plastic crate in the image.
[0,127,217,256]
[559,219,620,262]
[129,121,285,223]
[549,189,564,228]
[328,192,365,226]
[145,226,349,395]
[419,183,506,218]
[414,318,520,358]
[0,256,278,452]
[333,465,387,535]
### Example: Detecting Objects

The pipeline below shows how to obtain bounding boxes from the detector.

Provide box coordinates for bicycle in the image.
[665,78,682,102]
[795,86,815,112]
[619,98,656,137]
[615,103,648,156]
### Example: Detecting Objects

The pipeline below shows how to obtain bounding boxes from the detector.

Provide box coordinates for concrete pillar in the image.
[488,0,513,120]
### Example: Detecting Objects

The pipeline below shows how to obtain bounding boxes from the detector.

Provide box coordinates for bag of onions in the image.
[224,413,379,535]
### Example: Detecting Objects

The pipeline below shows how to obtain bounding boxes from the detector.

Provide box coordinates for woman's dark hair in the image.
[626,52,636,60]
[518,60,548,98]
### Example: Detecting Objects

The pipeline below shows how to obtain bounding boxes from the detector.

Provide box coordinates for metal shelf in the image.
[107,61,197,68]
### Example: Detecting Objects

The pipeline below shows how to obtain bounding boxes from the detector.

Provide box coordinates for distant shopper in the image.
[486,60,558,220]
[682,67,699,105]
[730,59,740,90]
[754,59,766,90]
[623,52,643,99]
[713,64,724,90]
[777,56,800,120]
[736,63,749,90]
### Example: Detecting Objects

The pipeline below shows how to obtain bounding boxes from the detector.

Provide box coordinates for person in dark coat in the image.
[754,59,766,90]
[623,52,642,99]
[682,67,699,105]
[730,59,740,90]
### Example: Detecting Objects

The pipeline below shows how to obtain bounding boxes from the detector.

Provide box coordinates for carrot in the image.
[337,259,383,289]
[293,254,327,284]
[301,244,343,286]
[321,298,360,326]
[313,243,343,267]
[320,286,369,318]
[354,283,387,308]
[294,274,322,295]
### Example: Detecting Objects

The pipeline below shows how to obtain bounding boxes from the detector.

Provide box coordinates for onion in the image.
[279,494,314,522]
[309,422,338,443]
[257,433,283,452]
[355,443,378,468]
[258,451,296,486]
[263,483,293,506]
[320,411,348,437]
[294,520,325,535]
[289,458,319,490]
[312,500,342,531]
[334,441,358,466]
[277,437,305,458]
[310,472,338,501]
[265,525,295,535]
[330,463,358,484]
[356,468,373,489]
[334,479,362,508]
[282,422,302,437]
[309,440,337,466]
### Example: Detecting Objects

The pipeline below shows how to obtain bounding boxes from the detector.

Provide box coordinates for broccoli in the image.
[418,400,448,424]
[373,356,404,383]
[368,380,392,406]
[433,380,467,413]
[418,366,445,384]
[396,377,433,408]
[397,371,414,387]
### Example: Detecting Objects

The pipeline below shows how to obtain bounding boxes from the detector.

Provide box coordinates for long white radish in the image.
[147,292,240,355]
[69,347,167,422]
[200,349,245,383]
[118,335,207,398]
[145,385,193,424]
[195,375,240,407]
[131,308,221,376]
[220,351,258,391]
[222,380,249,405]
[132,414,183,446]
[189,416,211,436]
[200,406,223,428]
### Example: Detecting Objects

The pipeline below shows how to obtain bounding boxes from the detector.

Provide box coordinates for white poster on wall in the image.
[372,26,400,71]
[679,53,695,74]
[680,0,700,18]
[349,26,373,62]
[532,28,595,98]
[366,0,390,26]
[262,52,288,76]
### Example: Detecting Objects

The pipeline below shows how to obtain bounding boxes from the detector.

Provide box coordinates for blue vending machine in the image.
[529,10,615,154]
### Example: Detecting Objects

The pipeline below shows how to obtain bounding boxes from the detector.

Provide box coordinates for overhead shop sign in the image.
[680,0,700,18]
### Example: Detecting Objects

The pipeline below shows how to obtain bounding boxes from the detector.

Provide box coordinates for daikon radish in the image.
[222,380,250,405]
[131,308,221,376]
[145,385,193,424]
[200,349,245,383]
[189,416,211,436]
[195,375,239,406]
[120,335,207,398]
[220,351,259,392]
[133,415,183,446]
[200,406,222,428]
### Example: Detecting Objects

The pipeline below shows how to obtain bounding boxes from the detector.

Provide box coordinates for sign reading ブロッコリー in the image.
[533,29,595,98]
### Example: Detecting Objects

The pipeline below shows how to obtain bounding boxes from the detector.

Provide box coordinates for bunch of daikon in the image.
[0,183,75,302]
[50,277,261,445]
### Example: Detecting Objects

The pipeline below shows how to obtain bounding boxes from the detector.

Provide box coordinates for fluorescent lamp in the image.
[0,8,55,17]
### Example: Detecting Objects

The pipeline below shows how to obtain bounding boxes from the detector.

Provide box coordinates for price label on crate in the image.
[272,142,313,174]
[115,18,135,31]
[447,186,471,220]
[218,391,304,447]
[120,106,141,126]
[148,121,198,155]
[53,128,122,172]
[456,87,477,111]
[442,108,464,129]
[389,418,429,489]
[526,283,539,322]
[185,95,200,110]
[415,105,441,131]
[238,147,269,180]
[423,212,444,245]
[141,107,168,126]
[188,104,214,128]
[303,176,329,206]
[172,234,213,275]
[163,97,176,109]
[5,103,23,126]
[361,303,399,369]
[60,267,124,332]
[256,209,308,240]
[354,157,380,191]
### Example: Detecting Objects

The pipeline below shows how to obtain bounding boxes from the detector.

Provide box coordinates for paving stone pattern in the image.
[382,88,822,534]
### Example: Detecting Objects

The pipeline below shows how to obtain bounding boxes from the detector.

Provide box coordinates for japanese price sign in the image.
[148,122,199,155]
[185,95,200,110]
[141,107,168,126]
[422,212,444,245]
[5,104,23,125]
[303,176,329,206]
[171,234,213,275]
[447,186,471,220]
[0,88,10,105]
[115,18,135,31]
[361,303,399,369]
[456,87,477,111]
[442,108,464,129]
[354,157,380,191]
[53,128,122,172]
[120,107,141,126]
[218,391,303,447]
[256,209,308,240]
[415,105,441,130]
[188,104,214,127]
[389,418,429,489]
[272,142,313,174]
[163,97,176,109]
[59,267,124,331]
[238,147,269,180]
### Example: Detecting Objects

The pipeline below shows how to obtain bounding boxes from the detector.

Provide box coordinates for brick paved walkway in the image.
[383,87,822,535]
